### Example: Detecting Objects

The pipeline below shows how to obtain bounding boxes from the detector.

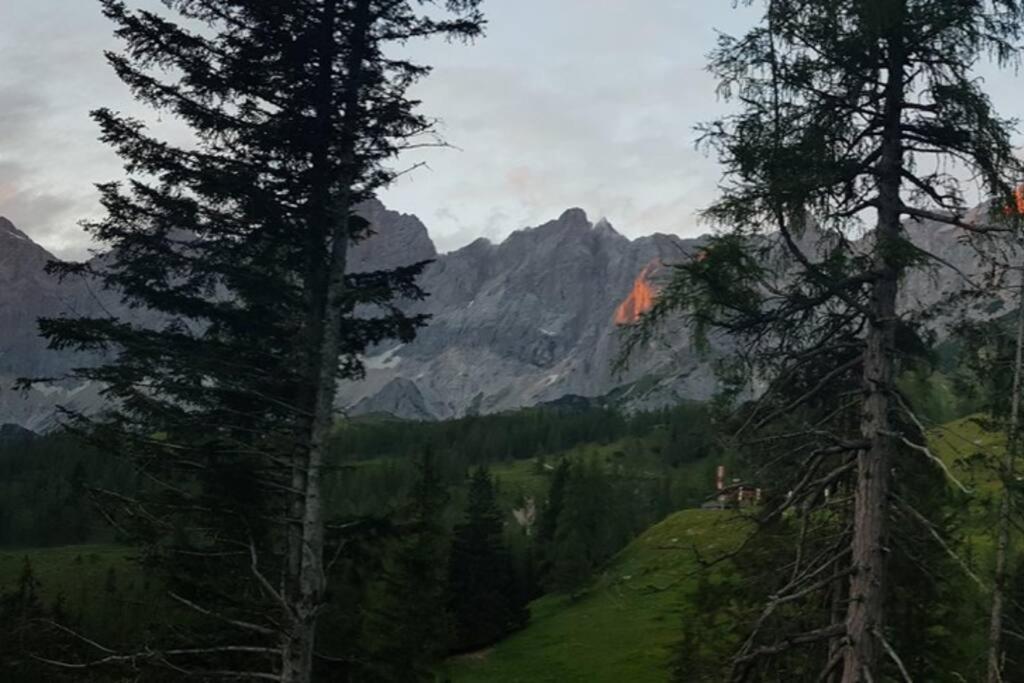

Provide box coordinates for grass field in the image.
[0,543,163,642]
[930,414,1004,494]
[0,544,136,599]
[443,509,749,683]
[927,414,1010,569]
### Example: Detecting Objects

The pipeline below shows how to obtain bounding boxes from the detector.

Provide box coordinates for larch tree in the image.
[23,1,482,681]
[626,0,1024,680]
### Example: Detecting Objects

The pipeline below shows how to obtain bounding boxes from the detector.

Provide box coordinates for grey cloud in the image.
[3,1,755,256]
[0,1,170,257]
[0,86,48,147]
[4,0,1022,259]
[0,160,93,259]
[381,50,727,244]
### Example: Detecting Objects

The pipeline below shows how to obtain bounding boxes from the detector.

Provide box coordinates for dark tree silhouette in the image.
[360,449,450,682]
[23,1,482,681]
[447,467,528,652]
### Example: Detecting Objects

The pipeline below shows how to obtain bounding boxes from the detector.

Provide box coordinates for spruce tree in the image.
[447,467,528,652]
[627,0,1024,679]
[23,1,482,680]
[361,449,450,682]
[544,461,616,595]
[546,523,591,598]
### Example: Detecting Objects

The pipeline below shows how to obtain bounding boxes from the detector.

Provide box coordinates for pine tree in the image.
[361,449,450,682]
[626,0,1024,679]
[23,1,483,680]
[447,467,528,652]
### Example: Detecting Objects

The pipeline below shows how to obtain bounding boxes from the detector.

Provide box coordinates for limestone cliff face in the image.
[0,201,994,429]
[0,216,80,377]
[0,216,137,430]
[342,208,715,419]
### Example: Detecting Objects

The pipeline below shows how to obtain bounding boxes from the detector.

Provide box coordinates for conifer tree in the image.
[537,458,570,545]
[627,0,1024,679]
[447,467,528,652]
[24,1,483,680]
[546,522,591,598]
[361,449,450,682]
[544,461,616,595]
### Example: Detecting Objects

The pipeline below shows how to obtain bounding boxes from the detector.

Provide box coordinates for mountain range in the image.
[0,202,991,430]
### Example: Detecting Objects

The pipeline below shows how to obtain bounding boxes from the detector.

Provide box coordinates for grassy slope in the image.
[446,417,1010,683]
[930,415,1004,494]
[930,415,1006,564]
[444,509,749,683]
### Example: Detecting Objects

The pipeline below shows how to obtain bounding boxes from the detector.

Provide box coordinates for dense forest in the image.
[0,403,721,679]
[0,403,718,548]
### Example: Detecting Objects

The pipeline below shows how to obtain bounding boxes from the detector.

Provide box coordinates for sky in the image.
[1,1,1022,260]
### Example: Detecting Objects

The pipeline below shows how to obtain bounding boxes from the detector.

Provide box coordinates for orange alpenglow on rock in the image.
[1003,185,1024,216]
[614,263,658,325]
[1011,186,1024,215]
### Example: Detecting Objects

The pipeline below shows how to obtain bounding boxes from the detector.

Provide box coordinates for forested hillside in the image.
[0,403,722,679]
[4,402,1024,681]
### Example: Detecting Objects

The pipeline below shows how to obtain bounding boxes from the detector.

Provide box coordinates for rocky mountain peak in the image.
[350,199,438,272]
[497,208,632,266]
[0,218,56,285]
[0,216,34,243]
[557,207,590,226]
[593,217,620,238]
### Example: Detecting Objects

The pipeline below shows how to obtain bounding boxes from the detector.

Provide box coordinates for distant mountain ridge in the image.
[0,201,991,430]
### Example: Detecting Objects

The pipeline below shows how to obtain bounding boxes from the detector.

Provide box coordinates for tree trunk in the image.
[842,275,896,683]
[281,1,372,681]
[986,263,1024,683]
[841,29,905,683]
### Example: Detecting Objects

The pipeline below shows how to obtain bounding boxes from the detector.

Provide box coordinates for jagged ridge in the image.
[0,202,989,429]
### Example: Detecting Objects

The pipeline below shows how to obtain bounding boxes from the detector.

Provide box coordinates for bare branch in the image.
[893,495,986,590]
[875,627,914,683]
[168,592,276,636]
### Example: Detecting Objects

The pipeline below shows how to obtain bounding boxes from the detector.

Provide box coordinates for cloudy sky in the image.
[1,2,1021,259]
